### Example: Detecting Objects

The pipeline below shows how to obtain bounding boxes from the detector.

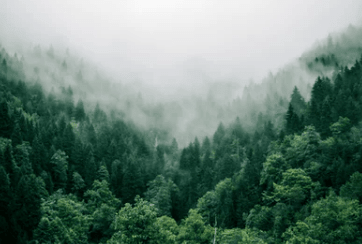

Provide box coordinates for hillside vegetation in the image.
[1,25,362,243]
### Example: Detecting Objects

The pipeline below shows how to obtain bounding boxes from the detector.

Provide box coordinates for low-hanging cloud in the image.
[2,0,362,86]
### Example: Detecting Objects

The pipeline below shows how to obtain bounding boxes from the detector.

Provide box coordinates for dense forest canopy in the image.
[1,24,362,243]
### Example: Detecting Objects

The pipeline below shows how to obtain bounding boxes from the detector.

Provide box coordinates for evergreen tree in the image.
[200,148,214,192]
[96,162,110,182]
[309,76,332,128]
[62,123,75,158]
[110,159,122,198]
[170,137,179,163]
[121,157,144,204]
[30,135,47,175]
[213,122,225,147]
[74,99,86,121]
[50,150,68,190]
[285,103,299,134]
[85,149,97,187]
[11,122,22,147]
[145,175,178,217]
[0,100,11,138]
[12,153,47,241]
[2,143,14,174]
[290,86,306,117]
[0,165,12,242]
[201,136,211,155]
[154,145,165,175]
[191,137,201,170]
[72,171,86,197]
[320,96,333,137]
[93,102,107,123]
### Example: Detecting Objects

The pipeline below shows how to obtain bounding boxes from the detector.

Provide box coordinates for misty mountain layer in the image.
[1,24,362,243]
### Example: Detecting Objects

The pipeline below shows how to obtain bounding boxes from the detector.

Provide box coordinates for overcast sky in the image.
[2,0,362,85]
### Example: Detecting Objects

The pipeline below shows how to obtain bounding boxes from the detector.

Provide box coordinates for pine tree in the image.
[11,122,22,147]
[290,86,306,117]
[2,59,7,76]
[111,159,122,198]
[85,150,97,187]
[69,138,85,175]
[121,157,143,204]
[0,165,12,242]
[0,165,11,209]
[201,136,211,156]
[50,150,68,190]
[179,147,190,170]
[72,171,86,196]
[96,162,110,182]
[213,122,225,147]
[30,136,47,175]
[309,77,332,128]
[0,100,11,138]
[62,123,75,158]
[3,143,14,174]
[12,151,47,241]
[320,96,333,137]
[93,103,107,123]
[192,137,201,168]
[285,103,299,134]
[200,149,214,192]
[74,99,86,121]
[170,138,179,163]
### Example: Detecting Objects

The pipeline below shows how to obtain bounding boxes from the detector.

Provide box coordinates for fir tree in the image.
[0,100,11,138]
[11,123,22,147]
[74,99,86,121]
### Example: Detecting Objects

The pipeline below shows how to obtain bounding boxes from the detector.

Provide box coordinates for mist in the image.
[2,0,362,84]
[2,0,362,146]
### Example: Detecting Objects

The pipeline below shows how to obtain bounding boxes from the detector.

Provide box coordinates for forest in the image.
[1,25,362,243]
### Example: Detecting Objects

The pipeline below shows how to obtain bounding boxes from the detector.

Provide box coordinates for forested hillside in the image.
[1,25,362,243]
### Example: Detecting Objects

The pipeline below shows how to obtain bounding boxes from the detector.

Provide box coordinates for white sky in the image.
[1,0,362,84]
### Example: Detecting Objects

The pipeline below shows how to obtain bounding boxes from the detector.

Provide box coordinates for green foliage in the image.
[13,172,47,240]
[197,178,234,228]
[96,163,110,182]
[286,103,301,134]
[330,116,351,136]
[284,126,321,170]
[50,150,69,190]
[11,122,23,147]
[34,190,90,244]
[0,100,12,138]
[2,32,362,244]
[213,122,225,147]
[84,180,121,243]
[290,86,307,117]
[84,150,97,187]
[283,192,362,243]
[108,196,162,244]
[74,99,86,121]
[246,204,274,231]
[145,175,178,217]
[218,228,267,244]
[267,168,313,206]
[260,153,289,192]
[340,172,362,202]
[121,156,144,204]
[177,209,214,244]
[154,216,179,244]
[71,171,85,196]
[84,180,121,211]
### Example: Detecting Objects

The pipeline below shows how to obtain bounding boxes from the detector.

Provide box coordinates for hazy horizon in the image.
[2,0,362,88]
